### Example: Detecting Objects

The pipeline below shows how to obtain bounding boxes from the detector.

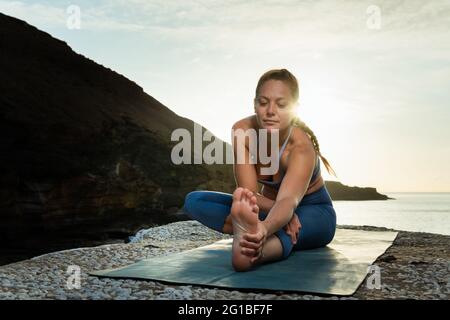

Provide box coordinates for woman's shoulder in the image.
[232,115,257,130]
[289,126,316,153]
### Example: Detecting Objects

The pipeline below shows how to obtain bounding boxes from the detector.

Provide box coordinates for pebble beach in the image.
[0,221,448,300]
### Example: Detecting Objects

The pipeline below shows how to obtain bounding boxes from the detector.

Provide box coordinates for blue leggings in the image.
[182,185,336,259]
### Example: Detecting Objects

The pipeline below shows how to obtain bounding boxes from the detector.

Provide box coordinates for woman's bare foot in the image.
[230,187,259,271]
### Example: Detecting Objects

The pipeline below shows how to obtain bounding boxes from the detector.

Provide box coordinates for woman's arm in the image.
[261,144,316,237]
[231,123,260,192]
[231,122,277,213]
[242,142,316,256]
[255,193,275,213]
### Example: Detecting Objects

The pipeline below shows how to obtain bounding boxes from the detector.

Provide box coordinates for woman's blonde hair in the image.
[255,68,337,178]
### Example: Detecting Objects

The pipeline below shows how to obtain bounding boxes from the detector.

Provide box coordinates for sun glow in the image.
[293,76,361,182]
[297,80,355,134]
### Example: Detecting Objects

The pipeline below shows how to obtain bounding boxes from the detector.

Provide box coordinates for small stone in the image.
[378,255,397,263]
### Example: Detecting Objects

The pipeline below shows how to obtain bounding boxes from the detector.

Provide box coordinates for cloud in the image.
[0,0,65,27]
[2,0,449,53]
[3,0,447,108]
[0,0,147,31]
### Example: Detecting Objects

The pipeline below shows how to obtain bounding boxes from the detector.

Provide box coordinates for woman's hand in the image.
[240,222,268,264]
[284,213,301,245]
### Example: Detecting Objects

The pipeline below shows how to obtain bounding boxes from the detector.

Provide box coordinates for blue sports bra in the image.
[257,126,321,190]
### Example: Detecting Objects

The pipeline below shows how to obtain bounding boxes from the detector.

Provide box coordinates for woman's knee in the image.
[325,206,337,244]
[183,191,203,218]
[325,223,336,245]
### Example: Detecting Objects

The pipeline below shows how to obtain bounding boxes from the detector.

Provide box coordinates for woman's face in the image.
[254,79,296,131]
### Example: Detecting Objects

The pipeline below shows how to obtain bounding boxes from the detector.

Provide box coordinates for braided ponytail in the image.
[255,68,337,178]
[290,116,337,178]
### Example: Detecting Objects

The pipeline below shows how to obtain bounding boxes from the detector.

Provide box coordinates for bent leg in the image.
[183,191,292,264]
[294,204,336,251]
[182,190,233,233]
[260,203,336,259]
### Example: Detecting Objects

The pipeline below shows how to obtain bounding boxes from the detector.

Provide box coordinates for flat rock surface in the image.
[0,221,448,300]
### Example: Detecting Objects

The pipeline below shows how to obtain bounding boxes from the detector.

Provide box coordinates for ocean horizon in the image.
[333,192,450,236]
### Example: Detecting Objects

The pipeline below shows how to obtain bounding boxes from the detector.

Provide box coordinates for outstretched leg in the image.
[183,188,286,270]
[230,188,284,271]
[230,187,259,271]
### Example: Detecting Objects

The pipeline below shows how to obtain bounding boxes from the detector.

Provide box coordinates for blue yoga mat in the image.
[90,229,397,296]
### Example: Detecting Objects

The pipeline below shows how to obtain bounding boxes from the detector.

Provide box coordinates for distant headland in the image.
[325,181,393,201]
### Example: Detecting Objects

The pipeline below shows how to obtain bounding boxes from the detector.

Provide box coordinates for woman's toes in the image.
[233,187,243,202]
[242,190,250,204]
[252,204,259,214]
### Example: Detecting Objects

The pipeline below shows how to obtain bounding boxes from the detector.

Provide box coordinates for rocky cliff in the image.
[0,12,234,265]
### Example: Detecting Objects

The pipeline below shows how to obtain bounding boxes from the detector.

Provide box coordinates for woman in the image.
[183,69,337,272]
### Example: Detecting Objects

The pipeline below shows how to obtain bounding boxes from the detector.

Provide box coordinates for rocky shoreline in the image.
[0,221,448,300]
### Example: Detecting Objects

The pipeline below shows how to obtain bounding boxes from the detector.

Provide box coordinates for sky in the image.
[1,0,449,192]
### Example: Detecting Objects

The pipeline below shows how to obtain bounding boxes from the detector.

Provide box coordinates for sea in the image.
[333,192,450,236]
